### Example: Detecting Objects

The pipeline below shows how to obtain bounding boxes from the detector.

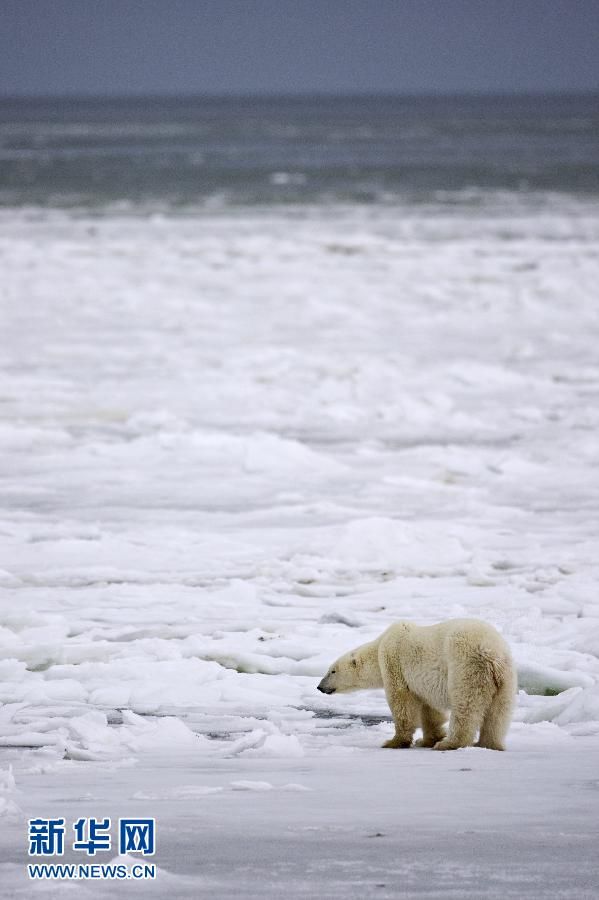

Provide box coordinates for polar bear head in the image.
[317,640,383,694]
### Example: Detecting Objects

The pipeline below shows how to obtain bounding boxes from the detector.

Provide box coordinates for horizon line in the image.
[1,89,598,102]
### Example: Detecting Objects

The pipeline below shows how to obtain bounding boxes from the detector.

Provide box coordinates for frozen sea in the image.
[1,96,599,896]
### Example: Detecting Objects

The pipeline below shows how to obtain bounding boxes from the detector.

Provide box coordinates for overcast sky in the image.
[1,0,598,97]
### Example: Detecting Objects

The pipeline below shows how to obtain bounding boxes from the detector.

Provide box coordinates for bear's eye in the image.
[351,658,357,667]
[331,668,336,674]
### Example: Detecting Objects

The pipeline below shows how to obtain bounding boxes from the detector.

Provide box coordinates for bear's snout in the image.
[317,678,335,694]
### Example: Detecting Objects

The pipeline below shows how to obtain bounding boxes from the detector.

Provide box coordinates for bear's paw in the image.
[381,736,412,749]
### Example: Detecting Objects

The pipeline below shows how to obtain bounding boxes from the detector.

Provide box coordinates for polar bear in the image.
[317,618,516,750]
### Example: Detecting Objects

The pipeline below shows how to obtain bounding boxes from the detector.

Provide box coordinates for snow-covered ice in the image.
[1,202,599,896]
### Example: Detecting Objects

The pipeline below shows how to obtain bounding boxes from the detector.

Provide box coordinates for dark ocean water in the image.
[0,94,597,209]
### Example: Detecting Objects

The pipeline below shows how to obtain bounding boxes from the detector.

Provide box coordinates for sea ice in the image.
[1,202,598,896]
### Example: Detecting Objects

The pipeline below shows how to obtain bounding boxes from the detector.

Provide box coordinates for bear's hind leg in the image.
[433,704,480,751]
[434,663,492,751]
[414,704,446,748]
[476,675,515,751]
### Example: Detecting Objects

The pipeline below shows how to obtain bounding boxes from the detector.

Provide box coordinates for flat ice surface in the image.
[1,203,599,896]
[2,737,599,899]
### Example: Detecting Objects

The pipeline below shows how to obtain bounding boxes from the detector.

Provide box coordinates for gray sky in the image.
[1,0,598,96]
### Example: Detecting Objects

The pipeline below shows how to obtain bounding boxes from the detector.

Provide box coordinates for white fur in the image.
[317,618,516,751]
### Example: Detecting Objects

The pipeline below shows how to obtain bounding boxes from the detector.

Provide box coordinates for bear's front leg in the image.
[381,686,420,749]
[380,650,419,749]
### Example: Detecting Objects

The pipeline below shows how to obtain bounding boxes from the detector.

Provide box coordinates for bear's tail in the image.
[478,648,513,694]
